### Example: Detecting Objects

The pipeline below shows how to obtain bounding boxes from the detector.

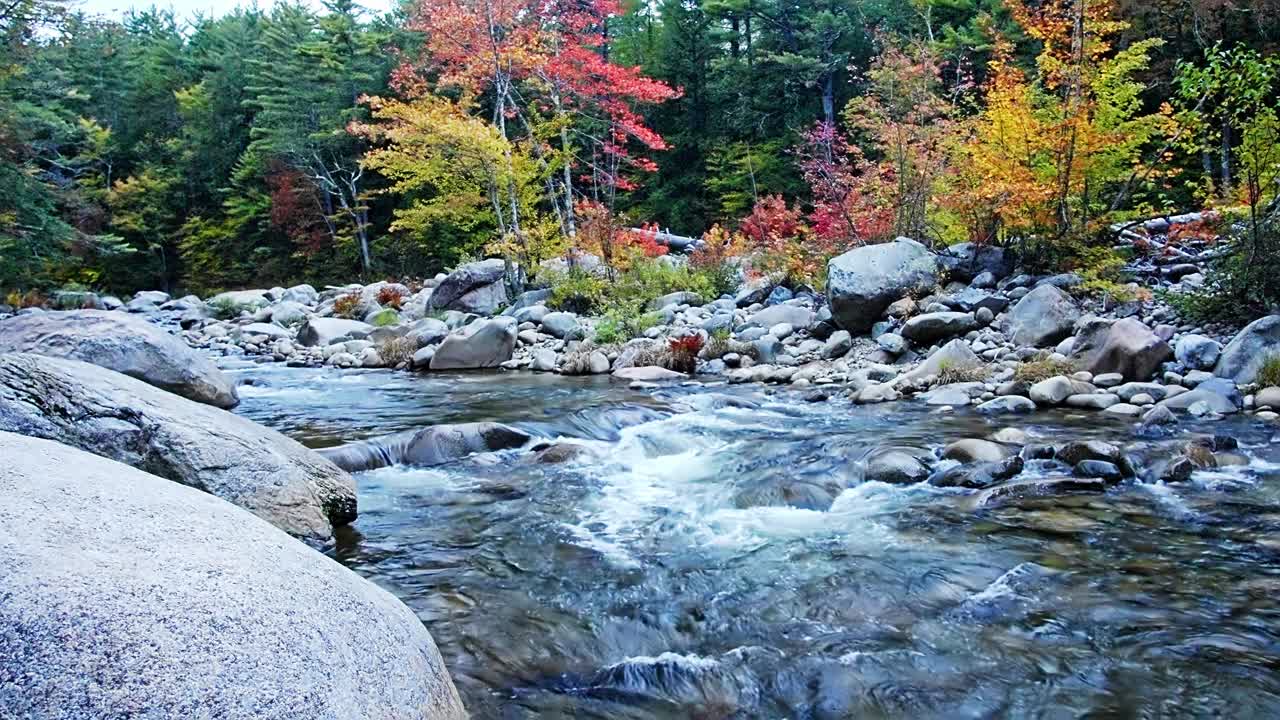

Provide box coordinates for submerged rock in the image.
[319,421,531,472]
[0,432,467,720]
[0,310,238,408]
[974,477,1107,507]
[0,353,355,544]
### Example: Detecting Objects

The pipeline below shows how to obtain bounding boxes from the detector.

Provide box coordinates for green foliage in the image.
[208,297,252,320]
[1256,355,1280,389]
[548,269,610,315]
[592,316,625,346]
[368,308,401,327]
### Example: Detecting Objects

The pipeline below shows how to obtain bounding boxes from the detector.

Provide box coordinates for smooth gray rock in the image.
[281,283,319,305]
[0,432,467,720]
[0,354,355,544]
[233,322,291,342]
[1029,376,1091,405]
[944,439,1010,463]
[406,318,450,348]
[430,317,518,370]
[899,339,981,384]
[901,311,978,345]
[320,422,531,472]
[1256,386,1280,409]
[976,396,1036,414]
[208,289,270,309]
[748,304,814,330]
[1004,284,1077,347]
[938,242,1012,282]
[1175,334,1222,371]
[125,290,170,312]
[613,366,686,382]
[827,237,939,332]
[428,258,510,315]
[297,317,373,347]
[531,348,558,372]
[1215,315,1280,384]
[540,311,583,340]
[975,477,1107,507]
[652,291,703,310]
[1071,317,1171,381]
[267,300,309,327]
[822,330,852,359]
[864,448,931,485]
[0,310,238,408]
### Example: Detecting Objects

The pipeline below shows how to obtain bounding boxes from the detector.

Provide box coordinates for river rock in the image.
[1256,387,1280,409]
[297,317,373,347]
[208,289,271,310]
[826,237,939,332]
[974,477,1107,507]
[1215,315,1280,384]
[428,258,509,315]
[1175,334,1222,371]
[938,242,1012,282]
[281,283,319,305]
[430,317,517,370]
[0,310,238,408]
[0,353,355,543]
[233,322,291,342]
[1071,317,1171,381]
[1029,376,1088,405]
[320,421,531,472]
[0,432,467,720]
[748,304,814,330]
[930,455,1024,489]
[976,396,1036,414]
[943,439,1010,463]
[1064,393,1120,410]
[899,339,981,384]
[1003,284,1077,347]
[901,311,978,345]
[864,448,931,484]
[614,366,686,382]
[1157,377,1240,415]
[125,290,170,312]
[541,311,583,339]
[406,317,450,348]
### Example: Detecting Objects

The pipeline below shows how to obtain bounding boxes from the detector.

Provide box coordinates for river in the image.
[224,358,1280,719]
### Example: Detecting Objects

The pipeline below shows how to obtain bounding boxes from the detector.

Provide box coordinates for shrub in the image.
[1165,215,1280,324]
[333,292,362,319]
[935,359,990,385]
[548,268,608,315]
[4,289,46,309]
[377,335,417,367]
[668,334,704,373]
[376,285,406,309]
[208,297,251,320]
[1014,357,1078,383]
[593,317,624,345]
[1256,354,1280,389]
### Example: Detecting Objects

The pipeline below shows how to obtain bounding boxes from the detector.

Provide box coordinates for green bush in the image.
[1257,354,1280,388]
[548,268,609,315]
[1164,215,1280,324]
[208,297,251,320]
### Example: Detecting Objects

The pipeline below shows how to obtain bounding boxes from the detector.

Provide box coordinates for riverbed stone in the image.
[1064,393,1121,410]
[1003,284,1077,347]
[901,311,978,345]
[1029,376,1086,405]
[1175,334,1222,371]
[427,258,509,315]
[864,448,931,485]
[943,438,1010,463]
[976,395,1036,414]
[1215,315,1280,384]
[1071,317,1171,381]
[541,311,583,340]
[320,422,530,472]
[0,310,239,408]
[0,353,355,544]
[748,304,813,330]
[1256,387,1280,409]
[297,317,373,347]
[614,366,686,382]
[0,432,467,720]
[430,317,518,370]
[125,290,170,312]
[827,237,939,332]
[974,477,1108,507]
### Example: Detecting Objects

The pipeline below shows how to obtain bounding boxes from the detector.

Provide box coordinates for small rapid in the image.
[225,359,1280,719]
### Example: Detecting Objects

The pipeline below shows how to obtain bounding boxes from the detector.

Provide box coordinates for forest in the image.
[1,0,1278,315]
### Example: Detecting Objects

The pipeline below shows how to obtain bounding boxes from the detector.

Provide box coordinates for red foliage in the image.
[668,334,705,355]
[376,285,407,309]
[794,122,894,245]
[739,195,804,247]
[266,165,329,255]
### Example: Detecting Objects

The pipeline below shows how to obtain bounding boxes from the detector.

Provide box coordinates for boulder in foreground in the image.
[0,431,468,720]
[826,237,939,333]
[0,353,355,544]
[0,309,238,408]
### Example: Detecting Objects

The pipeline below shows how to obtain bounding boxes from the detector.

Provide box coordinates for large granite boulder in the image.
[428,258,510,315]
[320,422,531,472]
[1215,315,1280,384]
[297,317,373,347]
[827,237,940,333]
[1003,284,1077,347]
[0,310,238,408]
[1071,317,1172,381]
[0,432,467,720]
[430,316,518,370]
[1174,334,1222,371]
[0,353,355,544]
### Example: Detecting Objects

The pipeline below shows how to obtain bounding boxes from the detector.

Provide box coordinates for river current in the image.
[224,358,1280,719]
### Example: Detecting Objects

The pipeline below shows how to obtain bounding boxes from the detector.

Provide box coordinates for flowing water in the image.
[225,358,1280,719]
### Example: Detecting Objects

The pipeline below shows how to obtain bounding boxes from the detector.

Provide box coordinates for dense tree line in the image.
[1,0,1278,299]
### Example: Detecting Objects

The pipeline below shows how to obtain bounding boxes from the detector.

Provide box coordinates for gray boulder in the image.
[208,289,271,310]
[899,339,981,384]
[406,318,450,348]
[0,354,355,544]
[901,311,978,345]
[0,432,467,720]
[748,304,814,330]
[281,283,319,305]
[976,396,1036,414]
[1071,317,1171,381]
[1158,377,1240,415]
[428,258,510,315]
[268,300,310,327]
[864,448,931,485]
[320,422,531,472]
[0,310,238,408]
[125,290,170,313]
[1004,284,1077,347]
[1215,315,1280,384]
[938,242,1012,282]
[430,317,518,370]
[297,317,373,347]
[540,311,583,340]
[233,322,291,342]
[827,237,939,332]
[1175,334,1222,371]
